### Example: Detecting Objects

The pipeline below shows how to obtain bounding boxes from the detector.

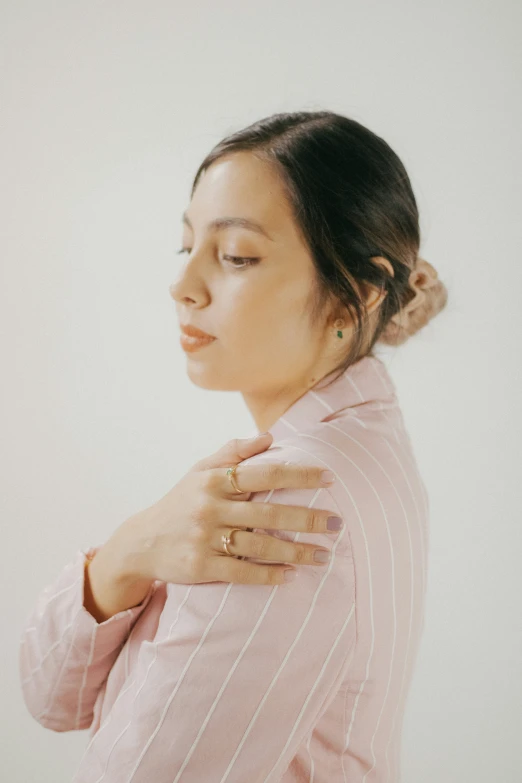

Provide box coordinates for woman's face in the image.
[169,151,340,396]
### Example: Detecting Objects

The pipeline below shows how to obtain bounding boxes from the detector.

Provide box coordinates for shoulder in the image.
[238,437,349,559]
[242,410,403,481]
[241,410,424,523]
[239,435,341,502]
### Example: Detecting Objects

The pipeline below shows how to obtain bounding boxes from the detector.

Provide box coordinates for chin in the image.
[185,362,238,392]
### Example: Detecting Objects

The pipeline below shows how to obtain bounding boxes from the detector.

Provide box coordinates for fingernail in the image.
[284,569,298,582]
[321,470,336,484]
[256,432,271,439]
[314,550,330,563]
[327,516,343,531]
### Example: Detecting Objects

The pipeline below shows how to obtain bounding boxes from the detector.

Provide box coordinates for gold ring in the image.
[221,528,244,558]
[226,465,244,494]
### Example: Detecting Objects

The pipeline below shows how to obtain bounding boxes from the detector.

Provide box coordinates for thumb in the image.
[191,432,273,472]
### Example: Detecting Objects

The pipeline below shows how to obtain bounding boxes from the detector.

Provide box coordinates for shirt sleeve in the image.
[19,544,156,733]
[70,446,357,783]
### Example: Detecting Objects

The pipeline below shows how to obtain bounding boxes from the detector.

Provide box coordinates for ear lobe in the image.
[358,279,388,313]
[362,256,394,313]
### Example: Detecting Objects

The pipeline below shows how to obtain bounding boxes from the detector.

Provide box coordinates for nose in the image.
[168,261,196,303]
[169,280,202,306]
[169,263,210,309]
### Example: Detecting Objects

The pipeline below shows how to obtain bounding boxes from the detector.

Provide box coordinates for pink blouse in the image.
[19,353,429,782]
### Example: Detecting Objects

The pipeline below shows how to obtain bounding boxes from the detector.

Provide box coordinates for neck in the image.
[242,371,328,434]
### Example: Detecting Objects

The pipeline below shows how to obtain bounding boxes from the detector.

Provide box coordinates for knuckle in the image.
[298,465,312,484]
[250,532,270,559]
[191,499,212,524]
[191,520,209,544]
[263,463,282,483]
[203,469,221,492]
[306,512,320,534]
[316,467,327,483]
[186,546,205,578]
[264,503,281,529]
[293,544,308,565]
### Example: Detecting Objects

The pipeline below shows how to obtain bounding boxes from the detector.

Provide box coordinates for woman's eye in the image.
[176,248,259,269]
[222,254,260,268]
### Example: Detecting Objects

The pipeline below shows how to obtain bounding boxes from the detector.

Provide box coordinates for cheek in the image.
[224,287,258,318]
[216,275,308,348]
[219,281,266,326]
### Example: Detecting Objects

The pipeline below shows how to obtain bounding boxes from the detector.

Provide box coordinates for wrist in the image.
[109,511,153,584]
[83,526,154,622]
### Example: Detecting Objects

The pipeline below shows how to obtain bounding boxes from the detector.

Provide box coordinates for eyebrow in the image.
[182,212,274,241]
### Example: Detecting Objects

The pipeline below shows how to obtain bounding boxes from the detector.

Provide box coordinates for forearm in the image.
[20,543,155,731]
[83,521,154,623]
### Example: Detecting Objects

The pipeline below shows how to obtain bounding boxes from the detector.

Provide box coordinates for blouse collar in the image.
[263,354,398,442]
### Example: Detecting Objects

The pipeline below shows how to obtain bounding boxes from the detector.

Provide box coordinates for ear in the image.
[361,256,393,313]
[370,255,394,277]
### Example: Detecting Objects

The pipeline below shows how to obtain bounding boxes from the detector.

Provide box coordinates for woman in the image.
[19,110,448,782]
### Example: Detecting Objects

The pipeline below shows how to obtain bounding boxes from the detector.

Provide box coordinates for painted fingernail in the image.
[284,569,298,582]
[321,470,336,484]
[314,550,330,563]
[327,516,343,531]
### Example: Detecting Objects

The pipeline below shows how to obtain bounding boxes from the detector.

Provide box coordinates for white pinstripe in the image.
[35,606,82,724]
[267,360,425,780]
[21,618,75,687]
[93,587,194,782]
[263,605,356,783]
[305,726,315,782]
[99,483,352,782]
[324,423,416,780]
[20,574,83,690]
[26,356,427,781]
[276,438,385,781]
[354,362,426,777]
[74,623,97,730]
[278,414,424,782]
[220,489,349,783]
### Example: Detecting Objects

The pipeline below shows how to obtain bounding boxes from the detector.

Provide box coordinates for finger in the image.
[209,554,298,586]
[214,527,332,567]
[225,500,343,535]
[193,433,273,473]
[209,462,336,496]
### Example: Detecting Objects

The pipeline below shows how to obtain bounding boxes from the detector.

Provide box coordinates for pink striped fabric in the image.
[19,353,429,782]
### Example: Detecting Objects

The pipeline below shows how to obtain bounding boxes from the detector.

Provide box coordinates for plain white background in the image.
[2,1,521,780]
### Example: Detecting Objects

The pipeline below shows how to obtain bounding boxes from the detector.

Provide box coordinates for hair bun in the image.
[379,257,448,346]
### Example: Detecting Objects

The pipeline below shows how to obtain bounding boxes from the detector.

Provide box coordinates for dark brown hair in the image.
[190,110,448,387]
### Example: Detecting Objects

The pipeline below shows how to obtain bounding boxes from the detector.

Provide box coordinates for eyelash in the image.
[176,248,259,269]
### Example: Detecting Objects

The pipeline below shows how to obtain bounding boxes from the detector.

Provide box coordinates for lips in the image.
[180,324,215,339]
[179,333,216,353]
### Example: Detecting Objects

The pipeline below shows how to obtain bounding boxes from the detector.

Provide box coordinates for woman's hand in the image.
[111,432,342,590]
